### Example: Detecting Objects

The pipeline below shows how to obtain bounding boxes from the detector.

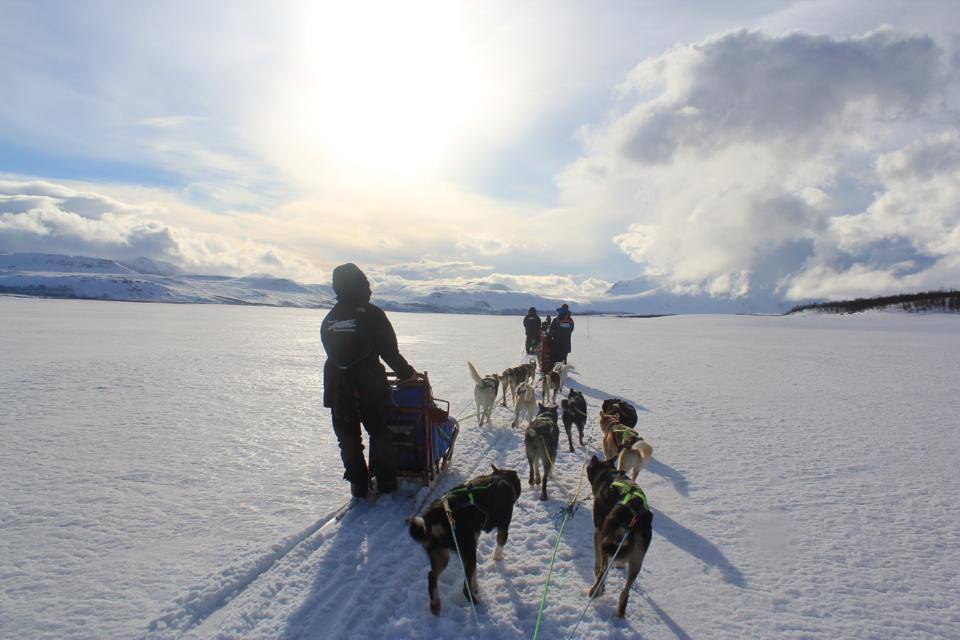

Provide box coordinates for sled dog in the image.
[468,362,499,426]
[541,369,561,404]
[524,404,559,500]
[409,466,521,615]
[586,455,653,618]
[498,365,525,407]
[561,388,587,452]
[552,362,575,392]
[600,398,638,428]
[511,381,538,428]
[600,410,650,464]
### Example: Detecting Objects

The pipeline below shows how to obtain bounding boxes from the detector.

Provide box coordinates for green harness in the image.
[611,479,649,514]
[443,482,491,508]
[611,425,639,448]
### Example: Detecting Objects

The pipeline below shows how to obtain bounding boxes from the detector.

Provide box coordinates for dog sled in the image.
[383,372,459,486]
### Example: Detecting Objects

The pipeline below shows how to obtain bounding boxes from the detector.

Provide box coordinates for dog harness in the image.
[533,415,558,431]
[443,483,489,508]
[611,425,640,448]
[611,479,649,515]
[441,475,516,527]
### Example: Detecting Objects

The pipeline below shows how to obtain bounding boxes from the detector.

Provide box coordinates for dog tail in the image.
[409,516,429,543]
[637,440,654,464]
[467,361,484,385]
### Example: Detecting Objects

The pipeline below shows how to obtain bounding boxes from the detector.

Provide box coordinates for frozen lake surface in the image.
[1,296,959,639]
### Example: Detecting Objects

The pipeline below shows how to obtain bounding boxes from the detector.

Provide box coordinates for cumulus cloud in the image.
[368,259,611,302]
[383,259,495,280]
[560,27,960,301]
[0,179,322,281]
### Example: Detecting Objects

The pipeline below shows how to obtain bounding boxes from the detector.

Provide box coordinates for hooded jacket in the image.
[321,263,415,407]
[549,305,574,355]
[523,307,541,336]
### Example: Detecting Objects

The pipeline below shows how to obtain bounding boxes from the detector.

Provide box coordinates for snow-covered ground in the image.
[2,296,958,639]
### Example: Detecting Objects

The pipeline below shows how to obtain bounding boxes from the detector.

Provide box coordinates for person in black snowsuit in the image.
[321,263,419,498]
[549,303,574,365]
[523,307,541,355]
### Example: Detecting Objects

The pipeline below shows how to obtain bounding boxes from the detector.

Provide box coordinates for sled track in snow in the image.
[144,406,531,639]
[145,499,359,637]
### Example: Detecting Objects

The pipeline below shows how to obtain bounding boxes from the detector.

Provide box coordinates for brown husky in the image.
[586,455,653,618]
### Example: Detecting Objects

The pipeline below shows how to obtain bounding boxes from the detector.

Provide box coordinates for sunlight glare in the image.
[296,1,487,181]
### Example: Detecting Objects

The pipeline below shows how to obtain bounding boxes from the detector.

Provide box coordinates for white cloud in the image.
[383,259,494,280]
[0,179,323,281]
[559,27,959,301]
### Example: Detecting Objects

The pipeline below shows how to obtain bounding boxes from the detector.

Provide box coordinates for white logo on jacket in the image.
[327,319,357,333]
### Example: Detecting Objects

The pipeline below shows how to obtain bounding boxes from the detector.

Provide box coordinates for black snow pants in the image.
[331,390,397,488]
[525,333,539,354]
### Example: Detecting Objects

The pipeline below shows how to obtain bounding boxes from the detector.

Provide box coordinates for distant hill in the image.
[787,290,960,314]
[0,251,823,315]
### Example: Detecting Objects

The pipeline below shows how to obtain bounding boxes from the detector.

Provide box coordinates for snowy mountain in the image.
[0,252,792,314]
[0,252,574,313]
[0,253,335,308]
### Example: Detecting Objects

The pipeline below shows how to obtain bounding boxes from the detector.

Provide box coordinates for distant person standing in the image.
[523,307,541,355]
[321,263,420,498]
[549,303,575,364]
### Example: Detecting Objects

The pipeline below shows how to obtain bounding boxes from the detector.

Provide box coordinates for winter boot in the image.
[350,481,369,498]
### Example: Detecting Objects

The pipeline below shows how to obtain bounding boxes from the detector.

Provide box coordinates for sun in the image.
[293,1,487,182]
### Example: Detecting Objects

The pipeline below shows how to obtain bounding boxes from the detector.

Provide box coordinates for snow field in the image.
[3,298,959,639]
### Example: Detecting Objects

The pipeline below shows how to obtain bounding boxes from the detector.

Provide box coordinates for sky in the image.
[1,0,959,304]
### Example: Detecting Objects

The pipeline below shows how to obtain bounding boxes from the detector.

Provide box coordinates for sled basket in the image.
[383,372,459,486]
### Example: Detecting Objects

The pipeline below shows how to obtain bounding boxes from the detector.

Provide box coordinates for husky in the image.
[524,404,559,500]
[599,411,653,479]
[498,365,526,407]
[468,362,499,426]
[586,455,653,618]
[600,398,638,428]
[521,361,537,384]
[552,362,575,392]
[560,388,587,452]
[541,369,561,405]
[511,381,538,428]
[409,466,521,615]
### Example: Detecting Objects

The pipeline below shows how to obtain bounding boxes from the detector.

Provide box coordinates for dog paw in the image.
[493,545,504,561]
[430,599,441,615]
[462,584,481,605]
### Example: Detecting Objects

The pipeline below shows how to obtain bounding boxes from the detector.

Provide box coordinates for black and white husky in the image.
[468,361,499,426]
[586,455,653,618]
[510,381,538,428]
[409,466,522,615]
[561,388,587,452]
[524,404,559,500]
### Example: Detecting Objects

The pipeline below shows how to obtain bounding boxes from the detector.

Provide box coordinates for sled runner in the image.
[383,372,459,486]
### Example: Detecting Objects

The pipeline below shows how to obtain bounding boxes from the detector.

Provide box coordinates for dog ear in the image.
[491,463,499,473]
